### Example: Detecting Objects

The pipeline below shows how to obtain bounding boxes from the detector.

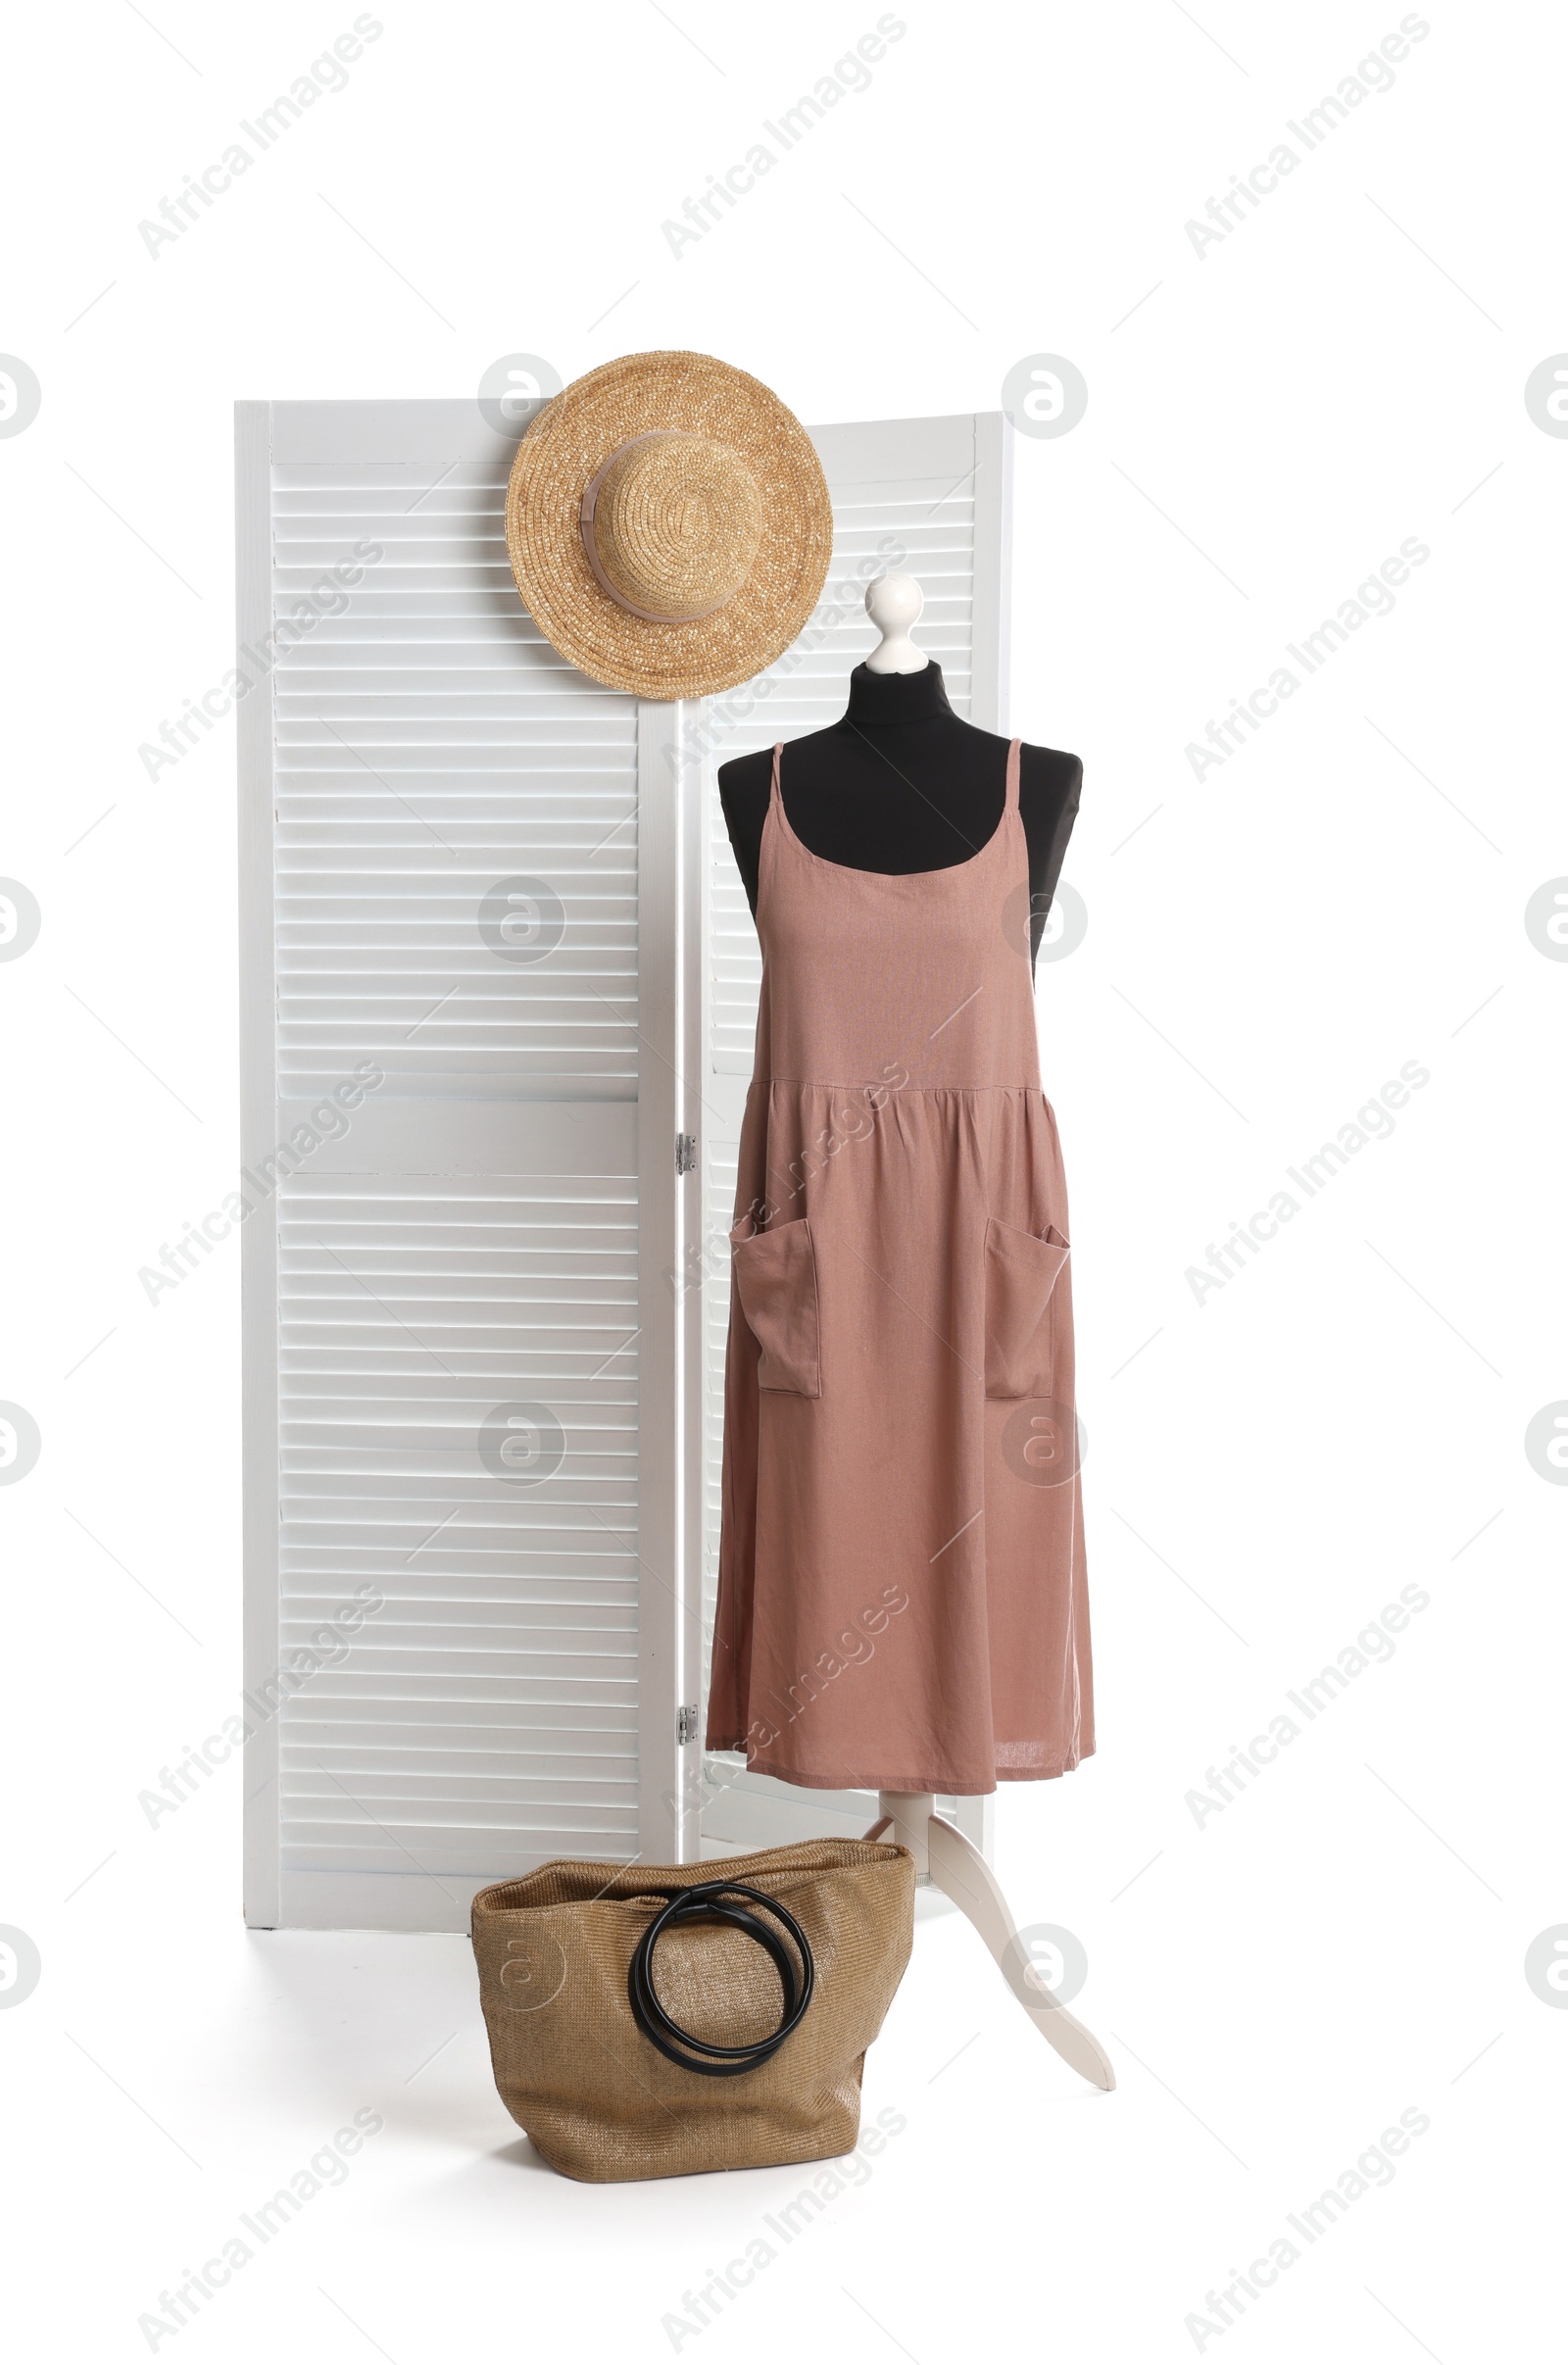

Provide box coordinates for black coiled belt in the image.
[627,1880,815,2078]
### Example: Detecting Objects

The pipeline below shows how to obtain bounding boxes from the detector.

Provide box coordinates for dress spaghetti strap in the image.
[1004,737,1022,813]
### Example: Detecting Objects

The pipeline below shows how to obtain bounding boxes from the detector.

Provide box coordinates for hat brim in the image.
[505,351,833,701]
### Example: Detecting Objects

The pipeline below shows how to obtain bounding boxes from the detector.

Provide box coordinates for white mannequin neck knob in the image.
[863,572,929,674]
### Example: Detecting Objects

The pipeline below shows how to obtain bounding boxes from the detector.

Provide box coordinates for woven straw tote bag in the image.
[471,1838,914,2182]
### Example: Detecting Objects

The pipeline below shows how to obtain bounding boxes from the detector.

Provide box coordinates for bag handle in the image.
[627,1880,815,2079]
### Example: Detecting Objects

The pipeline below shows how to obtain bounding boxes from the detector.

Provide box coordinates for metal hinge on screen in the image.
[676,1704,699,1745]
[675,1133,698,1174]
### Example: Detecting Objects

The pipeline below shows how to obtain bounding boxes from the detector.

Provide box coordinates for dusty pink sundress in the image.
[706,737,1094,1796]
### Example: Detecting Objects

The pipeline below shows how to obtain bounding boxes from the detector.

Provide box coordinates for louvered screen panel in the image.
[699,416,1005,1853]
[277,1176,638,1897]
[271,464,638,1101]
[255,416,646,1929]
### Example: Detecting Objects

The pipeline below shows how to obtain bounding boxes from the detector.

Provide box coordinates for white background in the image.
[2,2,1563,2358]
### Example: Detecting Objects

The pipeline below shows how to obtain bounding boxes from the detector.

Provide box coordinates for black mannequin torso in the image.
[718,663,1081,966]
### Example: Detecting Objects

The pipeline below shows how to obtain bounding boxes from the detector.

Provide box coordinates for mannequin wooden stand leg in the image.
[865,1791,1114,2092]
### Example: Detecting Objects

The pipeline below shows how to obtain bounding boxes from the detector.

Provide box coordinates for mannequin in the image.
[719,575,1082,969]
[716,574,1113,2093]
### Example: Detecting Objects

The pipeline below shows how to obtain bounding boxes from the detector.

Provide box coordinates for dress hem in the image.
[709,1744,1096,1797]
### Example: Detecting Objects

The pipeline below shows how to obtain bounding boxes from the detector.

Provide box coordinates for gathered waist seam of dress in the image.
[751,1077,1049,1095]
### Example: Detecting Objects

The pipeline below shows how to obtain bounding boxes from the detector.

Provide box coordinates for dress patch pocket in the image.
[731,1216,821,1398]
[983,1216,1070,1398]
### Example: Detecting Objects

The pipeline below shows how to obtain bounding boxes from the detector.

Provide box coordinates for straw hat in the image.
[504,352,833,700]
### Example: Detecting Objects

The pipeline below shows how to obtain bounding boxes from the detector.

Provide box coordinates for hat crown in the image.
[588,431,764,624]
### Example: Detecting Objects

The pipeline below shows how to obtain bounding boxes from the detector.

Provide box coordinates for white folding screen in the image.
[695,414,1011,1860]
[237,401,695,1932]
[237,403,1009,1929]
